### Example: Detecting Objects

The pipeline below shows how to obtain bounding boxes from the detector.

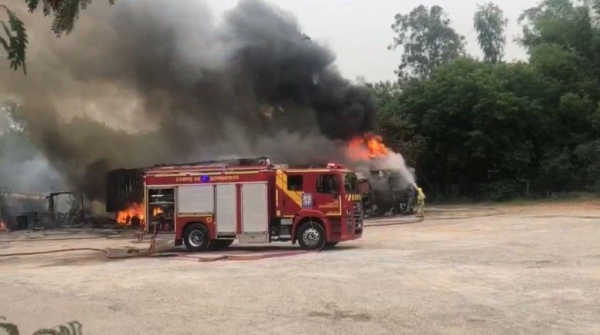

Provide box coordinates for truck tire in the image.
[297,221,326,251]
[183,223,212,251]
[212,239,234,250]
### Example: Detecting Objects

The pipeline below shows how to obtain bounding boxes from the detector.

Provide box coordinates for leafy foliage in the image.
[474,2,508,63]
[23,0,114,35]
[389,5,466,79]
[397,59,545,199]
[0,5,28,74]
[2,0,115,74]
[382,1,600,200]
[368,81,426,167]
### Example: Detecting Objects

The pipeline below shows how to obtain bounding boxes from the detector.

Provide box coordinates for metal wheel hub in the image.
[302,227,321,247]
[189,230,204,247]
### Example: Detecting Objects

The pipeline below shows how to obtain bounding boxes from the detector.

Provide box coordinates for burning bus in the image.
[345,133,418,218]
[357,168,417,217]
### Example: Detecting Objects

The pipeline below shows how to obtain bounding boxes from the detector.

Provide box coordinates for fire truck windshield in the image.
[343,173,359,193]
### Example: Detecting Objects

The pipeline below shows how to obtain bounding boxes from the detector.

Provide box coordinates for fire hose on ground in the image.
[0,225,160,259]
[0,225,317,261]
[167,249,317,263]
[364,206,505,227]
[364,217,425,227]
[0,212,487,259]
[364,207,600,228]
[5,209,596,260]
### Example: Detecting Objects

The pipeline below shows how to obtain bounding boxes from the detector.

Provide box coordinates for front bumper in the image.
[342,202,364,240]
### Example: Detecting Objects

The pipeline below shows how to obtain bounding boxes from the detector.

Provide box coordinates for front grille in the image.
[353,202,363,231]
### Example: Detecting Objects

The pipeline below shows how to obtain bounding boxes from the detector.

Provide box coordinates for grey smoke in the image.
[0,107,68,218]
[353,151,417,199]
[0,111,66,194]
[0,0,376,201]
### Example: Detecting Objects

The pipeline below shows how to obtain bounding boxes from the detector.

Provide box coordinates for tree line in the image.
[374,0,600,200]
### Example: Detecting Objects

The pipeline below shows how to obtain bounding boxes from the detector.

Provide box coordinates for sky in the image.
[206,0,539,83]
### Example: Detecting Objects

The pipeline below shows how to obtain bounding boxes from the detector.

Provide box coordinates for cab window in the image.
[288,175,303,191]
[343,173,359,193]
[316,174,338,194]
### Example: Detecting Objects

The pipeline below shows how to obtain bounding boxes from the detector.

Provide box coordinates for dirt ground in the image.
[1,201,599,335]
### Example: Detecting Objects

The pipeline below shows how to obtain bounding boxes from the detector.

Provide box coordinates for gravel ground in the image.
[1,202,599,335]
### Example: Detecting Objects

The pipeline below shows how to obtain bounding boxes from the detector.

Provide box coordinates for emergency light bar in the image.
[326,163,346,169]
[271,163,347,169]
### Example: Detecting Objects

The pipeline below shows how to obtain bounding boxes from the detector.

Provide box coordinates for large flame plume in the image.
[115,204,165,228]
[345,132,390,161]
[116,203,145,226]
[345,132,417,188]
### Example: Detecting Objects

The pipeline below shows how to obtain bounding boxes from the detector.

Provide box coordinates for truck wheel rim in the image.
[189,230,204,247]
[302,228,320,247]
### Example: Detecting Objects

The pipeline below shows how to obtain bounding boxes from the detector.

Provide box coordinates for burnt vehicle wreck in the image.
[357,168,417,218]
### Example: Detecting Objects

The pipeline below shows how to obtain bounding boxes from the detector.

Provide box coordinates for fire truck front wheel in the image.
[297,221,326,251]
[183,223,212,251]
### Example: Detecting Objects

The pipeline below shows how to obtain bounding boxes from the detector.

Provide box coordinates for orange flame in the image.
[0,221,6,232]
[116,203,145,226]
[346,132,389,161]
[152,206,164,216]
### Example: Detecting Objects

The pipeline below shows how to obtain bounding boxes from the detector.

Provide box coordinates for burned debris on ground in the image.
[0,189,123,233]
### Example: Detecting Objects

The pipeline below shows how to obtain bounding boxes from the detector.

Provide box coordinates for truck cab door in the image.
[275,169,304,217]
[314,174,342,216]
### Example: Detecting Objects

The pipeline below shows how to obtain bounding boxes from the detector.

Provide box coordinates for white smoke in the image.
[0,109,67,193]
[347,142,416,190]
[374,152,416,188]
[0,105,69,219]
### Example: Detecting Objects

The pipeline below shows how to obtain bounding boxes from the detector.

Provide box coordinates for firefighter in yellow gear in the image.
[416,187,426,218]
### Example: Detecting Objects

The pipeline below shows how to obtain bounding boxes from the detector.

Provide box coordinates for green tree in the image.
[377,0,600,200]
[0,5,27,74]
[399,59,546,199]
[474,2,508,63]
[519,0,597,66]
[519,0,600,193]
[1,0,114,74]
[367,81,426,166]
[389,5,466,79]
[574,139,600,192]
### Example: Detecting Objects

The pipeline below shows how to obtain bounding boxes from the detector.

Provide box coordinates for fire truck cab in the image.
[141,158,363,251]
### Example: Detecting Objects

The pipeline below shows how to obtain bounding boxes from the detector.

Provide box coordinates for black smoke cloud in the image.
[0,0,376,201]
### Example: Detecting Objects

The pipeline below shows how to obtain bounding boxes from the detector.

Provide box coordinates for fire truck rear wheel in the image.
[183,223,212,251]
[297,221,326,251]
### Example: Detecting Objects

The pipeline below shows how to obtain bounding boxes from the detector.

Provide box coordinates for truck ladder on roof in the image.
[150,157,272,169]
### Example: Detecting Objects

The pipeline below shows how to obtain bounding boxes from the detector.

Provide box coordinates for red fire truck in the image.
[129,158,363,251]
